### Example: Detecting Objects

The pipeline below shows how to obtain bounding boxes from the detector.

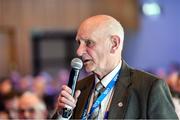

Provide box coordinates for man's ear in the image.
[110,35,120,53]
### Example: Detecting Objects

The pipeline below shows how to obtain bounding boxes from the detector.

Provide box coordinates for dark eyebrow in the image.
[84,39,94,42]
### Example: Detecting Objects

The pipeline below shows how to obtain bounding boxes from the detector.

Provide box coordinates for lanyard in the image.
[81,70,120,120]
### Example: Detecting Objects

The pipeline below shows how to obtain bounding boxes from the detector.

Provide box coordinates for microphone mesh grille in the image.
[71,58,83,70]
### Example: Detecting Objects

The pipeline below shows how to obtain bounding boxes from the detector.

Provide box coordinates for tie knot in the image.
[95,82,104,94]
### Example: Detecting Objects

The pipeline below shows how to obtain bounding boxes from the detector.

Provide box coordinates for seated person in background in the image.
[3,92,19,119]
[167,71,180,96]
[0,77,15,119]
[18,91,48,119]
[167,71,180,118]
[0,77,13,96]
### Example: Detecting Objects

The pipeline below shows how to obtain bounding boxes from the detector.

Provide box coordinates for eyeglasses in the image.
[18,108,35,114]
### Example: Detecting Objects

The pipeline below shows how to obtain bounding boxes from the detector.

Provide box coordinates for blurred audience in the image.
[167,71,180,95]
[0,77,13,95]
[0,77,15,119]
[0,63,180,119]
[32,75,47,98]
[32,74,56,115]
[3,92,20,119]
[18,75,33,93]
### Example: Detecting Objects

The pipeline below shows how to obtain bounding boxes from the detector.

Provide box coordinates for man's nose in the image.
[76,44,85,56]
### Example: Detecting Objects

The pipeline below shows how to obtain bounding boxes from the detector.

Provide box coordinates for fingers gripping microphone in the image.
[61,58,83,119]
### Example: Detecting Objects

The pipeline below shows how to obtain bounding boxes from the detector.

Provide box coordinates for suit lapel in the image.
[108,60,132,119]
[73,75,95,118]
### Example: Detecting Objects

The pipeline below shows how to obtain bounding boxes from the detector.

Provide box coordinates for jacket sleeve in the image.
[148,79,178,119]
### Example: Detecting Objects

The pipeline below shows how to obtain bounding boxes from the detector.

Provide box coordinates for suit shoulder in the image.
[131,68,161,83]
[129,68,166,92]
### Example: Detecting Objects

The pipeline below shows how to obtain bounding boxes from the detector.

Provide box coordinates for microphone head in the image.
[71,58,83,70]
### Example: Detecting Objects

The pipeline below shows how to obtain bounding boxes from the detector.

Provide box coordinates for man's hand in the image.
[57,85,81,111]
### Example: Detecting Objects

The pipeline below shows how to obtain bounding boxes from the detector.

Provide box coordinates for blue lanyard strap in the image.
[81,70,120,120]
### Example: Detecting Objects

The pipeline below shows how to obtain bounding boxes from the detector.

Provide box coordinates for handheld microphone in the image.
[61,58,83,119]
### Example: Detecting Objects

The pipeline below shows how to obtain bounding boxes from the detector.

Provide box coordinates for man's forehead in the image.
[76,33,89,41]
[19,100,35,108]
[76,28,92,41]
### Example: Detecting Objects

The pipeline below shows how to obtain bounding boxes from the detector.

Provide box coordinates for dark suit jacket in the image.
[52,60,178,119]
[72,60,178,119]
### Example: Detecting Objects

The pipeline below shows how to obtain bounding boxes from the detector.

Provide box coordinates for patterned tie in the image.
[90,82,104,119]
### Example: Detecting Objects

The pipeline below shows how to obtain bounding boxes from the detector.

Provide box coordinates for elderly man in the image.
[18,91,47,119]
[53,15,178,119]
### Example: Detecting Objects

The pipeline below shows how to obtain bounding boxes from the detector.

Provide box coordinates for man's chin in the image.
[84,66,93,73]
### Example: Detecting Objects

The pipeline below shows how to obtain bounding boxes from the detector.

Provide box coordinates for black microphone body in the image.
[61,58,83,119]
[67,68,80,96]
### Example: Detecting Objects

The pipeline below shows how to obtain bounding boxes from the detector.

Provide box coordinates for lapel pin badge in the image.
[118,102,123,107]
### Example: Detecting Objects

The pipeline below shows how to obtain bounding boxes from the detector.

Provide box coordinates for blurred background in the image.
[0,0,180,119]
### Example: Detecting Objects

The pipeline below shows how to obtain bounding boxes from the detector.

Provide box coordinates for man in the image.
[53,15,178,119]
[18,91,47,119]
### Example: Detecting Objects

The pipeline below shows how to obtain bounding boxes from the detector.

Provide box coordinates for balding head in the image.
[18,92,47,119]
[77,15,124,48]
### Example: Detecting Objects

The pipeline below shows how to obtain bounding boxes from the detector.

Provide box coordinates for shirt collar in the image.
[95,61,122,88]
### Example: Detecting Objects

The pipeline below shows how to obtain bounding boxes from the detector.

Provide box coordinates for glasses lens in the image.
[19,108,35,113]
